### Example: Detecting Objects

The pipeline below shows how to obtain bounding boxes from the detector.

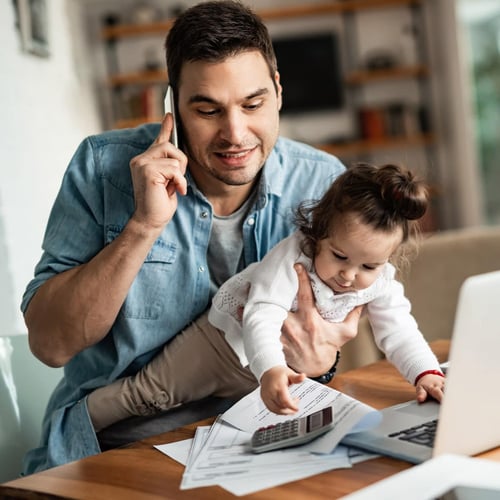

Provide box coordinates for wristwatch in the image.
[310,351,341,384]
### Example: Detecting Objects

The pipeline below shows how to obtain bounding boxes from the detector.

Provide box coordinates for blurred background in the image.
[0,0,498,482]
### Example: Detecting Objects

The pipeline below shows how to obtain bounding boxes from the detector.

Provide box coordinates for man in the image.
[21,0,359,474]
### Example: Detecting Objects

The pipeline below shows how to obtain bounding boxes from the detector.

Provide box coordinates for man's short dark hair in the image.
[165,1,277,93]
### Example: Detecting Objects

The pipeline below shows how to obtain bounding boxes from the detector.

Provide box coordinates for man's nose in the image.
[219,109,247,145]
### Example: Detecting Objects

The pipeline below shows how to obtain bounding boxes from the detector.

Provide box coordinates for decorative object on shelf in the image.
[169,3,186,18]
[364,49,398,70]
[359,107,386,140]
[12,0,50,58]
[359,103,424,140]
[102,12,120,29]
[130,2,161,25]
[144,47,161,71]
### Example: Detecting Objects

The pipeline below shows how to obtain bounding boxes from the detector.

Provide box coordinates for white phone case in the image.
[163,86,178,148]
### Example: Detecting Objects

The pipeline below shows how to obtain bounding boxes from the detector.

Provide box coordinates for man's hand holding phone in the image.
[129,106,187,236]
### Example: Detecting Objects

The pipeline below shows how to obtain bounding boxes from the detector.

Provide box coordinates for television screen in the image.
[272,32,344,114]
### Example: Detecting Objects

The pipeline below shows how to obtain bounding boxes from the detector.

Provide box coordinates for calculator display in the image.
[308,406,332,431]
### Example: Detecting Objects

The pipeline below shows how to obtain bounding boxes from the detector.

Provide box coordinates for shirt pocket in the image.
[106,226,177,319]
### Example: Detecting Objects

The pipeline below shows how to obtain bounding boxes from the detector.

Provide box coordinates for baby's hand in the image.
[415,373,445,403]
[260,366,306,415]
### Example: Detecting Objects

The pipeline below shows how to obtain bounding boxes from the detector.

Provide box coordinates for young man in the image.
[21,0,358,474]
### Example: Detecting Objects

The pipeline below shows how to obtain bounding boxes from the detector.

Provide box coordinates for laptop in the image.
[341,270,500,464]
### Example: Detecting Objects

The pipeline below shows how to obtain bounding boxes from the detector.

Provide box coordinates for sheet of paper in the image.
[222,377,381,454]
[155,438,193,465]
[340,454,500,500]
[154,425,212,467]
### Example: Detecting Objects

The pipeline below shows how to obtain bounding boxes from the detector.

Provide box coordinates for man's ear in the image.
[275,71,283,111]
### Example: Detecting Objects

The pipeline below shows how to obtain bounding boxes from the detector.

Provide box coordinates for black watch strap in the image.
[310,351,341,384]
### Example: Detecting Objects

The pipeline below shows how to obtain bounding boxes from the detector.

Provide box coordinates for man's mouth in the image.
[218,150,250,158]
[214,146,257,165]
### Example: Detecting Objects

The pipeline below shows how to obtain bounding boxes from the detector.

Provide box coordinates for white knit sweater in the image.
[209,231,440,384]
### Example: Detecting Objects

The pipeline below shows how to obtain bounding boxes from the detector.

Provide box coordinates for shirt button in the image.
[247,217,255,226]
[198,266,205,273]
[200,211,209,219]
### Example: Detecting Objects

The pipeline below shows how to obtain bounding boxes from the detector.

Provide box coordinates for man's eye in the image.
[245,100,263,111]
[197,108,218,116]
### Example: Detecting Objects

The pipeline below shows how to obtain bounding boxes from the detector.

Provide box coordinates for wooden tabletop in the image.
[2,340,498,499]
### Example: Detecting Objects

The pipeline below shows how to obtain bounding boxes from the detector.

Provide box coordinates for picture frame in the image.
[13,0,50,57]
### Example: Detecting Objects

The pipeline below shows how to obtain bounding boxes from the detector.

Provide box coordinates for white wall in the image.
[0,0,101,482]
[1,0,101,337]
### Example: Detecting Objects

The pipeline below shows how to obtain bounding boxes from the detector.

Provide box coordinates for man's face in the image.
[177,50,282,192]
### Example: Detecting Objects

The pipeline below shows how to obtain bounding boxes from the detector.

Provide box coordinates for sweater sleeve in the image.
[366,278,441,384]
[242,233,303,381]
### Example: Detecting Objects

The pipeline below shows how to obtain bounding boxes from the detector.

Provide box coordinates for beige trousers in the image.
[87,311,258,432]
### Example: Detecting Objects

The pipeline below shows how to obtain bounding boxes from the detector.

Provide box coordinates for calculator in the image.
[251,406,335,453]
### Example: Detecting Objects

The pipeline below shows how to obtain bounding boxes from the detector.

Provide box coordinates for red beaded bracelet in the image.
[414,369,445,385]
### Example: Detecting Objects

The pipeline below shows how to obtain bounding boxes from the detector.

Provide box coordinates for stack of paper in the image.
[156,378,382,496]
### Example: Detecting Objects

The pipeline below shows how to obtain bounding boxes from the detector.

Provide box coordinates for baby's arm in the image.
[366,275,444,401]
[260,366,306,415]
[415,371,445,403]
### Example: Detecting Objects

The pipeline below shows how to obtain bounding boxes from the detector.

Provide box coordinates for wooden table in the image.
[2,340,499,499]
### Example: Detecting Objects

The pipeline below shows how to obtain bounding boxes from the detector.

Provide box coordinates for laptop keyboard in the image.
[388,419,438,447]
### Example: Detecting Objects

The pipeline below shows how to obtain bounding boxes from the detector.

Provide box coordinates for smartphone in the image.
[163,85,178,148]
[251,406,334,453]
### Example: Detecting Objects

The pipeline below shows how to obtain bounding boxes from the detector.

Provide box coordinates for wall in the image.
[0,0,101,482]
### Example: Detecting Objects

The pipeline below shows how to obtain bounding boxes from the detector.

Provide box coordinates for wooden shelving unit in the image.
[318,133,435,157]
[108,69,167,88]
[106,64,428,89]
[344,65,428,85]
[102,0,421,41]
[101,0,434,161]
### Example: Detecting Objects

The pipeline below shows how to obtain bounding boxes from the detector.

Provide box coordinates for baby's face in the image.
[314,214,402,294]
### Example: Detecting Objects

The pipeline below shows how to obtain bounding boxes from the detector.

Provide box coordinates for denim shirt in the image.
[20,123,345,474]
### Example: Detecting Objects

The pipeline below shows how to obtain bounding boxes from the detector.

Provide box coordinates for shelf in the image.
[103,20,174,40]
[108,70,167,87]
[317,133,435,157]
[107,64,428,89]
[345,65,428,85]
[102,0,422,40]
